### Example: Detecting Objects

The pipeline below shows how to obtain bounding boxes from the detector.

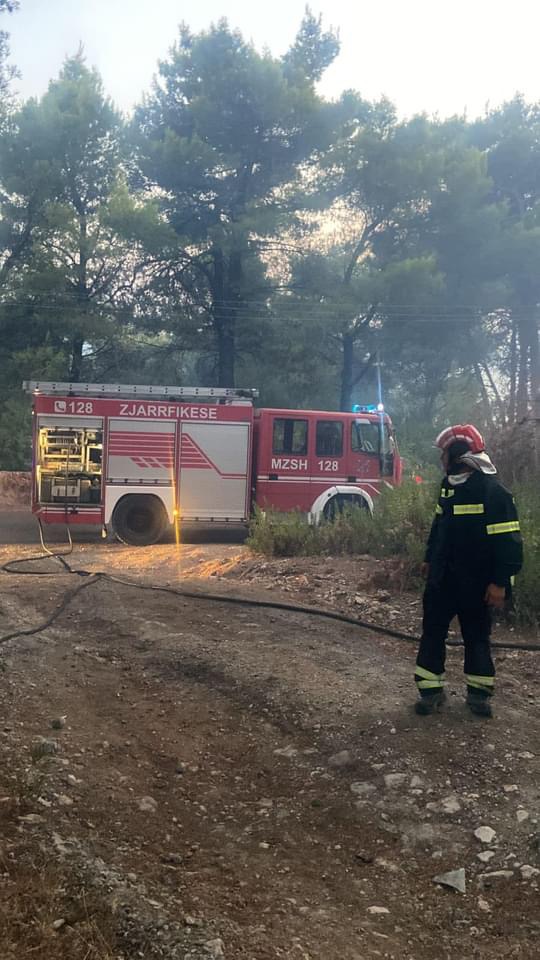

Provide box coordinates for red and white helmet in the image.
[435,424,485,455]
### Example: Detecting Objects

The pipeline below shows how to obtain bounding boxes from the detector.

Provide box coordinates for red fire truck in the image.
[24,382,402,545]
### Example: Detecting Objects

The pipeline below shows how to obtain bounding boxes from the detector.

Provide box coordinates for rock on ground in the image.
[474,826,496,844]
[433,869,466,894]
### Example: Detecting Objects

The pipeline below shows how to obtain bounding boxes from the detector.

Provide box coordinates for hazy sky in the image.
[6,0,540,118]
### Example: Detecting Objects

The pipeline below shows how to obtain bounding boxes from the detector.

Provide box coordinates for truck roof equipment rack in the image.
[23,382,259,400]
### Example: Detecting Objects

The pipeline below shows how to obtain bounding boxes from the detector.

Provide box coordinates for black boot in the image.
[466,690,493,718]
[414,689,446,715]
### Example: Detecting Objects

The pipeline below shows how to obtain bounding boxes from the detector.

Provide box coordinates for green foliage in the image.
[283,7,340,82]
[249,483,539,628]
[0,346,66,469]
[390,370,493,472]
[0,396,31,469]
[512,485,540,628]
[248,507,318,557]
[248,482,436,564]
[133,14,341,385]
[0,0,17,118]
[0,51,165,397]
[287,113,483,411]
[0,11,539,482]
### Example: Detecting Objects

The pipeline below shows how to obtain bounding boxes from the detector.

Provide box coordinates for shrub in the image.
[247,507,317,557]
[248,481,539,629]
[248,481,436,563]
[513,484,540,628]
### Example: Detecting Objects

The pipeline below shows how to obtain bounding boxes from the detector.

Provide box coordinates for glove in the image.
[485,583,505,610]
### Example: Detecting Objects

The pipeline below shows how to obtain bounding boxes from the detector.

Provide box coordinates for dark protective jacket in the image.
[425,471,523,590]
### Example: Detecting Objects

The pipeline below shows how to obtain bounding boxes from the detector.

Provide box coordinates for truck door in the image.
[310,418,346,486]
[351,417,394,492]
[178,422,250,521]
[256,414,310,511]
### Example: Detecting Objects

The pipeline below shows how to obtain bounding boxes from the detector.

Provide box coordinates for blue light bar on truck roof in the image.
[352,403,385,413]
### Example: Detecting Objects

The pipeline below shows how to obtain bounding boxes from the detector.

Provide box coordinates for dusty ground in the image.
[1,526,540,959]
[0,471,31,507]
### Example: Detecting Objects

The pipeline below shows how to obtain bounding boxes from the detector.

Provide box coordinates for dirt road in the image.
[1,544,539,959]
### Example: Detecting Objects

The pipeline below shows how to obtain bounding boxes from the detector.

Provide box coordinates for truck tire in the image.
[322,493,369,522]
[112,495,168,546]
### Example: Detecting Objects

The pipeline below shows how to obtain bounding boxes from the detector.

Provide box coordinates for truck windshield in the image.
[352,419,394,474]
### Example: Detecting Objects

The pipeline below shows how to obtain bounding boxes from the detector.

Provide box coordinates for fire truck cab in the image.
[24,382,401,545]
[253,406,400,521]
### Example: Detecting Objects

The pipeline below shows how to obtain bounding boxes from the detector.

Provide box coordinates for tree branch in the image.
[343,218,382,285]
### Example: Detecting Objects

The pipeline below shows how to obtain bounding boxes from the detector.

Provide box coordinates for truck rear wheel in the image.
[112,495,167,546]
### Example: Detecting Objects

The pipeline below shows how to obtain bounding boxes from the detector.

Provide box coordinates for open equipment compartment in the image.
[36,416,103,506]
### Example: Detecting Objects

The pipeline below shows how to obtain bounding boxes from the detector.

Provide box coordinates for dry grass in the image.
[0,804,122,960]
[0,859,121,959]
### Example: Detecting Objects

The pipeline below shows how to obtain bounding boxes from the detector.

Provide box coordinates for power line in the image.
[0,302,536,324]
[0,295,537,313]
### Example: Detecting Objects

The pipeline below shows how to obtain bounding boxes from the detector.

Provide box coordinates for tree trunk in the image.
[528,312,540,412]
[509,317,518,423]
[526,312,540,472]
[516,317,530,421]
[69,337,84,381]
[69,212,88,383]
[339,331,354,411]
[216,318,235,387]
[212,246,240,388]
[481,361,505,425]
[474,362,494,425]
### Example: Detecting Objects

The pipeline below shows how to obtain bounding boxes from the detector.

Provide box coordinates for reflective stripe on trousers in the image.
[415,664,445,690]
[466,674,495,696]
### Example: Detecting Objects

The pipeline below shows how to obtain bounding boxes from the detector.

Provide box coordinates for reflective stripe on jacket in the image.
[425,472,523,589]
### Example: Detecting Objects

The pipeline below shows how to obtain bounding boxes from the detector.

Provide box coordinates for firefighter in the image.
[415,424,523,718]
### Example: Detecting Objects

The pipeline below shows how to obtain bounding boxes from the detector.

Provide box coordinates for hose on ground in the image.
[1,550,539,652]
[0,573,102,643]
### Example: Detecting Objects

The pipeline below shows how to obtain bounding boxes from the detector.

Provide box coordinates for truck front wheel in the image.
[112,495,168,546]
[322,493,370,522]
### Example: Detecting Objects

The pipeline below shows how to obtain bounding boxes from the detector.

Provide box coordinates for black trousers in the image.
[415,576,495,697]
